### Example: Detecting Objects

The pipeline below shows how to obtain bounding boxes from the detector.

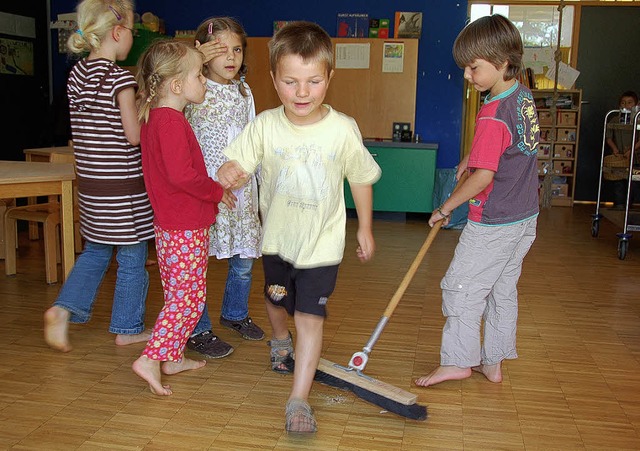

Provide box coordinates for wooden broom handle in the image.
[382,170,469,318]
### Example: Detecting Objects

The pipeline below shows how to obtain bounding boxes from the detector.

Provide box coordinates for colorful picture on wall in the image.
[273,21,292,33]
[336,13,369,38]
[382,42,404,73]
[0,38,34,76]
[394,12,423,39]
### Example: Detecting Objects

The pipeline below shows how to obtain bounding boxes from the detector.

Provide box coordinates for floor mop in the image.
[316,219,445,420]
[283,215,444,419]
[290,173,467,420]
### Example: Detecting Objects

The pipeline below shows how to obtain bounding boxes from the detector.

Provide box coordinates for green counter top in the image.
[363,140,438,150]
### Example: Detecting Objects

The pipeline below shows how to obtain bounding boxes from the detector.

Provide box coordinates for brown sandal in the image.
[285,398,317,433]
[268,331,294,374]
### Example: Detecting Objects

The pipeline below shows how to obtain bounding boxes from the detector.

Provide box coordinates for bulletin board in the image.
[243,37,418,140]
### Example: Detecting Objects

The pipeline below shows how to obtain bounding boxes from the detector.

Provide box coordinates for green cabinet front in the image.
[345,145,437,213]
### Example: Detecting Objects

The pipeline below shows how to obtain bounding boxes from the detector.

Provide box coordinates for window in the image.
[469,5,575,88]
[470,5,574,47]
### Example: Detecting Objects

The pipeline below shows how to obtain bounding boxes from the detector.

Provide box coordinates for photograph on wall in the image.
[0,37,34,75]
[394,12,422,39]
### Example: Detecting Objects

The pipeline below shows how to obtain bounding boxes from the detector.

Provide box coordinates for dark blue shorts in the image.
[262,254,339,317]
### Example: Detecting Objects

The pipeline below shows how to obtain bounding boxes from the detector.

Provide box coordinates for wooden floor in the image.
[1,204,639,450]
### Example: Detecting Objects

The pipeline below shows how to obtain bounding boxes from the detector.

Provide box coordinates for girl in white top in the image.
[184,17,264,357]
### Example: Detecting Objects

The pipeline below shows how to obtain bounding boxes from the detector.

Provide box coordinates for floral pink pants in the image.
[142,226,209,362]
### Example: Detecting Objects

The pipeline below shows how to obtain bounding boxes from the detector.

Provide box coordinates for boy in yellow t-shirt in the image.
[217,21,381,434]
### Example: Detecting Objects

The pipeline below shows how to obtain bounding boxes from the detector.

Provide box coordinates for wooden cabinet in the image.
[241,37,418,140]
[169,36,418,140]
[533,89,582,206]
[344,141,438,213]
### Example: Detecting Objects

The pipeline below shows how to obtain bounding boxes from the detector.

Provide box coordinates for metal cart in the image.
[591,109,640,260]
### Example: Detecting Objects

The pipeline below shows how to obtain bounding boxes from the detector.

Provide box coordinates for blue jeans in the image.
[53,240,149,334]
[192,255,254,335]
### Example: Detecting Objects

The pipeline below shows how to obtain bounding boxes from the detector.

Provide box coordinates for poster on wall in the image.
[335,43,370,69]
[382,42,404,73]
[545,62,580,89]
[523,47,553,75]
[0,38,34,75]
[394,12,422,39]
[336,13,369,38]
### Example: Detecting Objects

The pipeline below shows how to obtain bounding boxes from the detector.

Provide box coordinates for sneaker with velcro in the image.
[219,316,265,341]
[186,330,234,358]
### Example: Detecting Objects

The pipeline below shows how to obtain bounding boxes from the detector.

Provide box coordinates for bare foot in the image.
[161,357,206,375]
[115,329,152,346]
[472,363,503,383]
[414,365,472,387]
[44,306,72,352]
[132,355,173,396]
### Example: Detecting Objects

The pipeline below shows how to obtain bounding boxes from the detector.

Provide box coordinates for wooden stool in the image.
[23,143,74,240]
[4,152,77,284]
[4,203,61,284]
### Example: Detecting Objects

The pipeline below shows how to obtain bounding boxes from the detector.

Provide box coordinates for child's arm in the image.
[350,183,375,262]
[429,168,494,227]
[156,125,225,204]
[217,160,250,190]
[456,154,470,180]
[606,137,621,155]
[117,87,141,145]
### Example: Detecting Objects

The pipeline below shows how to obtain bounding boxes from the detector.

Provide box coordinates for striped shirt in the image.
[67,58,154,245]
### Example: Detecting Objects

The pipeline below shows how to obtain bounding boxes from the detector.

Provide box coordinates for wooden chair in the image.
[4,152,76,284]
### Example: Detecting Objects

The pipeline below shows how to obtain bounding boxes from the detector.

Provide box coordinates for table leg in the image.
[24,154,40,240]
[59,180,75,281]
[0,198,16,260]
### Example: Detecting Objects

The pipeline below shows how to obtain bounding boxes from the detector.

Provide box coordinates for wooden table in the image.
[0,160,76,281]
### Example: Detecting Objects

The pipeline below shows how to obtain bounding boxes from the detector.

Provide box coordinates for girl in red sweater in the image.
[132,39,235,395]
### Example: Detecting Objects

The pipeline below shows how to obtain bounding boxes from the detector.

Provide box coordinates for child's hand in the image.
[230,174,251,190]
[195,39,227,64]
[356,228,375,262]
[217,161,249,189]
[220,189,237,210]
[429,207,451,228]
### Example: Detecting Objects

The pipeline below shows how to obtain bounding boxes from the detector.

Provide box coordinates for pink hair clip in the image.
[109,5,122,21]
[208,22,213,35]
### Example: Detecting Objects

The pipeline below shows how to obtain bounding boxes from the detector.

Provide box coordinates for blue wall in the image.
[51,0,468,168]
